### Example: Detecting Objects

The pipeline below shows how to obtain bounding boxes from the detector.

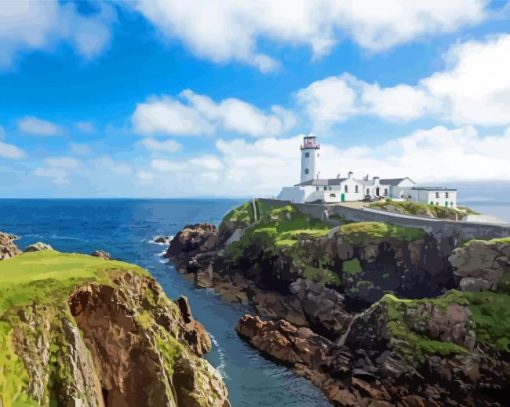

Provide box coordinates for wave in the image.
[209,334,229,379]
[148,235,174,245]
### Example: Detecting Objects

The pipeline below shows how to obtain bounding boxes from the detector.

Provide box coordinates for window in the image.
[384,188,388,196]
[450,201,454,207]
[435,192,439,198]
[355,185,359,193]
[445,192,449,198]
[316,187,319,191]
[304,168,309,175]
[430,201,434,205]
[324,186,327,191]
[330,193,336,198]
[305,152,310,158]
[329,186,332,190]
[366,188,370,195]
[436,202,439,206]
[344,185,348,193]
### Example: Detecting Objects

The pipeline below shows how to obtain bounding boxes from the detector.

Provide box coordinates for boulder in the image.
[0,231,21,260]
[165,224,218,260]
[450,239,510,292]
[24,242,53,253]
[90,250,112,260]
[174,296,212,357]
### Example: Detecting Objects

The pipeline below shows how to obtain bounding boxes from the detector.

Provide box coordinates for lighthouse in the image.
[300,135,320,183]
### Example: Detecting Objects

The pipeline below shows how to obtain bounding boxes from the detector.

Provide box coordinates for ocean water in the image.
[0,199,330,407]
[461,201,510,223]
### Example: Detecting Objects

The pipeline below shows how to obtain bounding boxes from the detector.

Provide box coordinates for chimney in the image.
[337,173,341,178]
[348,171,353,179]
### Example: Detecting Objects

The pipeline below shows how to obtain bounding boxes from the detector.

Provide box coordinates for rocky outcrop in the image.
[449,238,510,293]
[165,224,218,260]
[0,231,20,260]
[166,201,510,407]
[238,291,510,407]
[25,242,53,252]
[2,251,230,407]
[91,250,113,260]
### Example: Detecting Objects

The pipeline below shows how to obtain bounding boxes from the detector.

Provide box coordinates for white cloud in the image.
[0,141,26,159]
[132,95,213,136]
[0,0,115,68]
[298,34,510,128]
[132,90,295,137]
[422,34,510,126]
[75,121,96,133]
[130,0,487,71]
[140,138,182,153]
[70,143,92,156]
[44,157,80,168]
[33,167,69,185]
[152,154,223,172]
[18,117,63,136]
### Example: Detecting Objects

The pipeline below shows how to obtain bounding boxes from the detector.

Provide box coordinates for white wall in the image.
[277,186,306,203]
[300,148,319,183]
[409,189,458,208]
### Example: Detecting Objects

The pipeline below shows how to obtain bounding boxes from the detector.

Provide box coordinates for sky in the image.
[1,0,510,198]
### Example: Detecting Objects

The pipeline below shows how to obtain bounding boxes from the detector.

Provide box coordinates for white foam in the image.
[149,235,174,245]
[209,334,229,379]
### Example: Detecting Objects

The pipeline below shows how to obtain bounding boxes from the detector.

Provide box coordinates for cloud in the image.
[422,34,510,126]
[70,143,92,156]
[298,34,510,128]
[44,157,80,168]
[0,141,26,159]
[75,121,96,133]
[33,167,69,185]
[130,0,487,71]
[18,117,63,136]
[140,138,182,153]
[132,90,295,137]
[0,0,115,69]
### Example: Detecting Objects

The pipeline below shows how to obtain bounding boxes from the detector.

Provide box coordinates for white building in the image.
[277,135,457,208]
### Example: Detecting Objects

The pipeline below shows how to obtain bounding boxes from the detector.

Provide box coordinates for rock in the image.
[174,296,212,357]
[24,242,53,252]
[0,231,21,260]
[450,239,510,292]
[154,236,172,244]
[166,224,218,260]
[90,250,112,260]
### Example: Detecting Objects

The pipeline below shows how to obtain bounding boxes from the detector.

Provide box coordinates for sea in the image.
[0,199,330,407]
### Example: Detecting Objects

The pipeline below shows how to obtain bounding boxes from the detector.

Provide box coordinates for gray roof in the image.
[295,178,347,187]
[380,178,414,186]
[412,186,457,191]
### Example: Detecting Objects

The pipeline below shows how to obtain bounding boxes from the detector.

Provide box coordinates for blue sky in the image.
[1,0,510,198]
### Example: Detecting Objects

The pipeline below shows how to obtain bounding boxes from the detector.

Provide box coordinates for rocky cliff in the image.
[167,200,510,406]
[0,236,230,407]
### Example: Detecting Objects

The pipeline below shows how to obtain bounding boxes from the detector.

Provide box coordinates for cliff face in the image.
[167,200,510,406]
[0,237,230,407]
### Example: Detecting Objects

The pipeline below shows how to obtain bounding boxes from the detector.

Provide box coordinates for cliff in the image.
[167,200,510,406]
[0,237,230,407]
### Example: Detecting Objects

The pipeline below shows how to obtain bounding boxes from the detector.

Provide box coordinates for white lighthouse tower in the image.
[300,135,320,183]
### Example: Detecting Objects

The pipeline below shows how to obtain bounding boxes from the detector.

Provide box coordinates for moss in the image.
[338,222,425,245]
[302,265,341,286]
[342,259,362,276]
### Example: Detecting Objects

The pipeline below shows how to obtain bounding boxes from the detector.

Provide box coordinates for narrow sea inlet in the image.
[0,199,330,406]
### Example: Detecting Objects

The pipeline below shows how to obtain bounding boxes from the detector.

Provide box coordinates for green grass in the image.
[369,200,470,220]
[337,222,425,245]
[226,203,330,259]
[0,250,146,314]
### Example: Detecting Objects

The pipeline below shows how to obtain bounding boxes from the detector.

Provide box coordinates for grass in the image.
[369,200,471,220]
[0,250,146,314]
[226,203,330,259]
[337,222,425,245]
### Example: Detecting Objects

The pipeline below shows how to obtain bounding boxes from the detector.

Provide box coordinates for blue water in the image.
[0,199,330,407]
